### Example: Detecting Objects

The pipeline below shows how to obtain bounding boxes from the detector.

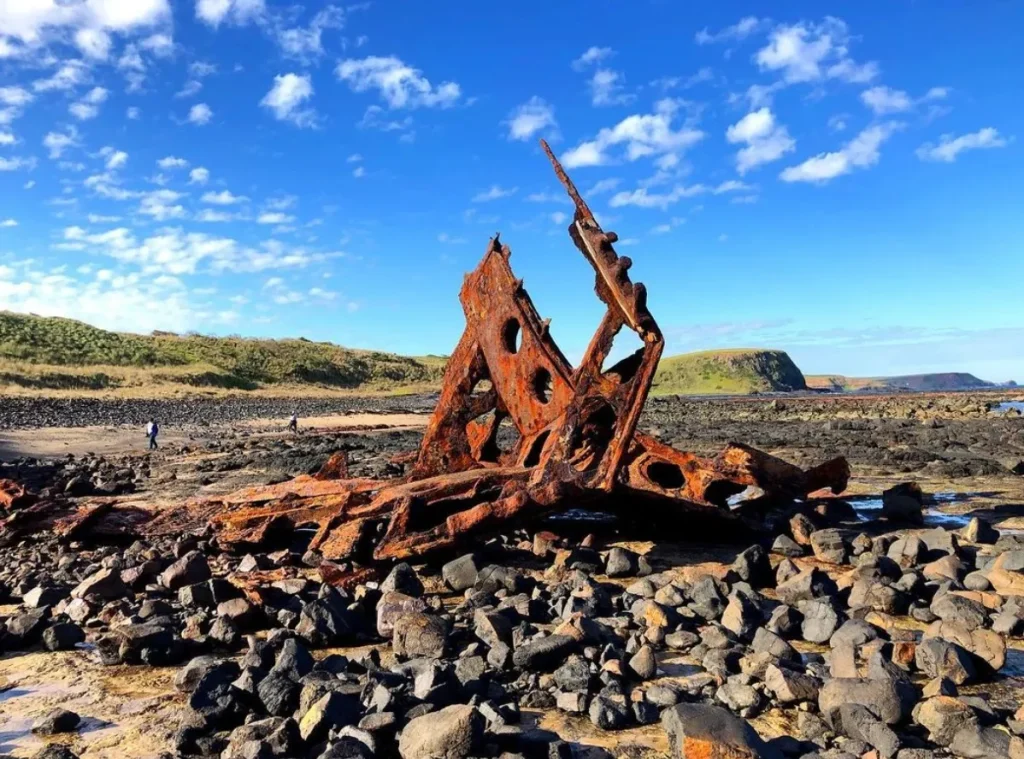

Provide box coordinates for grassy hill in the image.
[806,372,992,392]
[650,348,807,396]
[0,311,446,395]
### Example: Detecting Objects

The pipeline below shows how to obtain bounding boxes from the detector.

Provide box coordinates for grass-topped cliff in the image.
[650,348,807,396]
[0,311,446,395]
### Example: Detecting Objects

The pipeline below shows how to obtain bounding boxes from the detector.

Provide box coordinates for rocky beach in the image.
[0,390,1022,759]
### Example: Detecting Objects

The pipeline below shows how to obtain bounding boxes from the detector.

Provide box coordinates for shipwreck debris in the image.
[198,141,849,569]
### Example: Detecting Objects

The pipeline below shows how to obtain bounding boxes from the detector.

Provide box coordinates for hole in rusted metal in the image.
[533,367,553,403]
[704,480,748,509]
[646,461,685,490]
[569,401,616,471]
[470,377,493,396]
[524,430,551,468]
[601,328,645,384]
[502,318,522,354]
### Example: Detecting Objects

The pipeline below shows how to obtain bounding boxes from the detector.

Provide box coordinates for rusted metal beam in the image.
[193,145,851,570]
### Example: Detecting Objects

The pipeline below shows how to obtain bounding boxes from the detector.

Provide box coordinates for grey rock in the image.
[398,704,482,759]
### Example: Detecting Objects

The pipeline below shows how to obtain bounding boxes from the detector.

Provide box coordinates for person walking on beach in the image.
[288,412,298,434]
[146,419,159,450]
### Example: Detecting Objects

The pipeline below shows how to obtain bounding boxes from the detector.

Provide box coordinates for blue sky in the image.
[1,1,1021,381]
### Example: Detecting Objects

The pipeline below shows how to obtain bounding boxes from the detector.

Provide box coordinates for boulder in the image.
[397,704,482,759]
[661,703,780,759]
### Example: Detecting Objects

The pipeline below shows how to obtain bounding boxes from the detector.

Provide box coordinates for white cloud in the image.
[188,103,213,125]
[196,209,236,222]
[437,233,466,245]
[588,69,632,107]
[561,99,704,169]
[140,32,173,57]
[189,167,210,184]
[34,60,89,92]
[68,86,108,120]
[336,56,461,109]
[781,121,903,183]
[276,6,344,63]
[202,190,248,205]
[0,156,36,172]
[260,73,316,127]
[609,184,706,210]
[43,127,79,159]
[100,147,128,170]
[189,61,217,78]
[126,106,140,120]
[726,108,795,174]
[916,128,1008,162]
[352,166,365,178]
[175,79,202,98]
[87,213,121,223]
[347,154,362,163]
[587,178,621,195]
[0,132,14,145]
[506,97,557,141]
[0,86,33,108]
[756,18,878,85]
[74,28,111,59]
[695,16,761,45]
[139,189,186,220]
[257,212,294,224]
[571,46,614,71]
[860,86,912,115]
[525,191,570,204]
[472,185,517,203]
[550,211,568,225]
[196,0,265,27]
[0,219,17,228]
[861,84,949,116]
[158,156,189,170]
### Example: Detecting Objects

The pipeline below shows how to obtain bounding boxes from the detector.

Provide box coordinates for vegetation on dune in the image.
[0,311,446,394]
[650,348,807,395]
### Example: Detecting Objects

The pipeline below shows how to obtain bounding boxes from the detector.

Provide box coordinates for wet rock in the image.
[790,514,816,545]
[915,638,977,685]
[42,621,84,651]
[258,672,300,717]
[160,551,211,590]
[810,529,848,565]
[70,568,127,602]
[765,664,820,704]
[913,696,978,747]
[662,703,779,759]
[766,606,802,639]
[930,593,987,631]
[628,644,657,680]
[887,536,924,569]
[819,678,915,726]
[31,708,80,735]
[441,555,480,592]
[380,562,424,597]
[299,691,361,744]
[731,545,773,588]
[949,724,1014,759]
[604,547,639,577]
[837,703,900,759]
[721,592,762,641]
[589,692,631,730]
[801,600,842,644]
[776,568,838,606]
[772,535,804,558]
[962,518,998,545]
[882,483,924,524]
[393,612,449,660]
[512,634,575,671]
[398,704,482,759]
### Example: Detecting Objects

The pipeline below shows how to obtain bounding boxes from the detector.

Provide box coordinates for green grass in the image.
[0,311,812,398]
[0,311,447,395]
[651,348,807,395]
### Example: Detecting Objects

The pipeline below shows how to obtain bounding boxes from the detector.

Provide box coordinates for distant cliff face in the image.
[651,349,807,395]
[805,372,994,392]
